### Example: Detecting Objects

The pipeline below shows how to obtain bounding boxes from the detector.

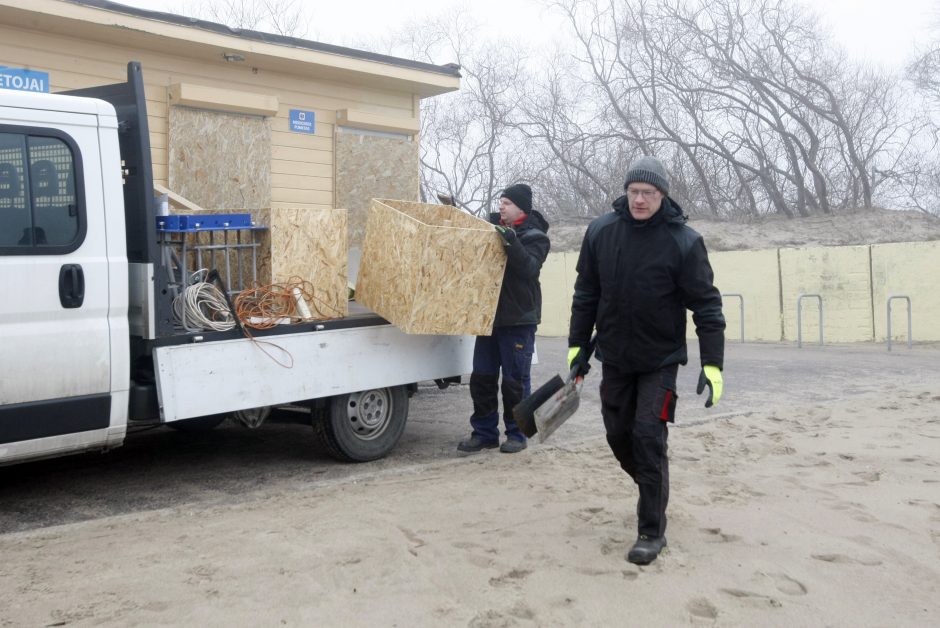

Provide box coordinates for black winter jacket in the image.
[488,210,550,328]
[568,195,724,372]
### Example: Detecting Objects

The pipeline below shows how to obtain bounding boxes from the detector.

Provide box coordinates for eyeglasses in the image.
[625,188,660,200]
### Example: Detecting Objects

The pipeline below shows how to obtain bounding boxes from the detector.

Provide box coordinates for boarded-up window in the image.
[168,106,271,210]
[335,128,419,250]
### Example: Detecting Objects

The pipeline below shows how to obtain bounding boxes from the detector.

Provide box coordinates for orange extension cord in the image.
[234,277,344,330]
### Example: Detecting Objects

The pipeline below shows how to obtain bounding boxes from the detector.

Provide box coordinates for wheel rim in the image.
[345,389,392,440]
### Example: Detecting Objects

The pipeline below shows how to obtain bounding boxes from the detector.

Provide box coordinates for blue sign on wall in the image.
[0,67,50,93]
[289,109,316,134]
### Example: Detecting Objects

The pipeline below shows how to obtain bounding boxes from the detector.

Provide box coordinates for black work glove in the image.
[495,225,516,246]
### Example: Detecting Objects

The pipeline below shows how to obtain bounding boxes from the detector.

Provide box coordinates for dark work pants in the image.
[469,325,536,443]
[599,361,679,538]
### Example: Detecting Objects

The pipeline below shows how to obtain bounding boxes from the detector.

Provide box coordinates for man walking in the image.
[567,157,725,564]
[458,183,550,454]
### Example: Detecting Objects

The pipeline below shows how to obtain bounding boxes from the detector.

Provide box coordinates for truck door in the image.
[0,110,116,457]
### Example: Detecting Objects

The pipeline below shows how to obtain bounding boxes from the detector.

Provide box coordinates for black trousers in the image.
[599,361,679,537]
[468,325,536,442]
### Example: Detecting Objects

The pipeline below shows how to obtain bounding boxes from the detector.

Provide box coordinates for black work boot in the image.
[499,438,527,453]
[457,434,498,453]
[626,534,667,565]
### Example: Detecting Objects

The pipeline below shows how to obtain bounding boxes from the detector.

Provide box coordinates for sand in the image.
[1,341,938,626]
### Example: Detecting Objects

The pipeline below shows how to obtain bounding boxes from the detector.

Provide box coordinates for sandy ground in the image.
[1,340,939,626]
[549,207,940,252]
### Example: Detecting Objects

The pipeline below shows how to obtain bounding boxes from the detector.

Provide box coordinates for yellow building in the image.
[0,0,460,246]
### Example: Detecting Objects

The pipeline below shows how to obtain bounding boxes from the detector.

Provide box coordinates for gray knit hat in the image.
[624,156,670,195]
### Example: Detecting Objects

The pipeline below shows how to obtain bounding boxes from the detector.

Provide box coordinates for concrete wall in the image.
[539,241,940,344]
[780,245,873,343]
[871,241,940,342]
[709,249,781,342]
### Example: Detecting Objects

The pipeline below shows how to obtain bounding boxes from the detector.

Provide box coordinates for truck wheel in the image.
[313,385,409,462]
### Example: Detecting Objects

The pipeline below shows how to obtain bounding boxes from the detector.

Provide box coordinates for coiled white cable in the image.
[173,270,236,331]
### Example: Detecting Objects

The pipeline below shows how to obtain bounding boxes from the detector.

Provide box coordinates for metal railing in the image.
[722,293,745,342]
[797,293,823,348]
[886,295,912,351]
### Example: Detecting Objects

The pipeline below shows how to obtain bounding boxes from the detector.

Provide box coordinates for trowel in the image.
[513,339,595,443]
[531,366,585,443]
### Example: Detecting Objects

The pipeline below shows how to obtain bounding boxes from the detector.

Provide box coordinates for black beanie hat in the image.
[500,183,532,214]
[624,156,670,195]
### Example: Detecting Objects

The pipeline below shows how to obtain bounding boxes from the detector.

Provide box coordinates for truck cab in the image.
[0,88,130,462]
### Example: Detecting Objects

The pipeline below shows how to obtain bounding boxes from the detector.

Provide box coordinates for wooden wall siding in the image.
[254,207,348,319]
[168,106,271,211]
[0,25,420,210]
[355,199,505,336]
[334,131,420,250]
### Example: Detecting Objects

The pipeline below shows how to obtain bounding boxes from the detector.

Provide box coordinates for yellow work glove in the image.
[567,346,590,377]
[696,365,723,408]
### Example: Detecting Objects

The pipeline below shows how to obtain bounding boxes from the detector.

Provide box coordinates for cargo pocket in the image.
[655,371,678,423]
[511,341,533,387]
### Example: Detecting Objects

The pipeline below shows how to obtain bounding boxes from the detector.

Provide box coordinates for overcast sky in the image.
[117,0,937,69]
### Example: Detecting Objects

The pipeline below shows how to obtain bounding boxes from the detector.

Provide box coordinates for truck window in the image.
[0,129,83,254]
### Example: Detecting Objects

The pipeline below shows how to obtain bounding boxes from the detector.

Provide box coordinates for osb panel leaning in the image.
[356,199,506,336]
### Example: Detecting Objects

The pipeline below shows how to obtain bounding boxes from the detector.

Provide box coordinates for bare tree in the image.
[382,10,533,217]
[540,0,913,219]
[174,0,308,37]
[897,19,940,218]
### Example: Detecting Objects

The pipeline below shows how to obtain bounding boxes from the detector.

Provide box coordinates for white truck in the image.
[0,63,473,465]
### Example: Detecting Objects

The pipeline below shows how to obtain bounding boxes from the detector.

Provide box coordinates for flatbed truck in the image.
[0,63,472,465]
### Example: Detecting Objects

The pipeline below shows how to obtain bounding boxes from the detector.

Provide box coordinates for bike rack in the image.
[722,293,744,342]
[797,293,823,348]
[886,295,912,351]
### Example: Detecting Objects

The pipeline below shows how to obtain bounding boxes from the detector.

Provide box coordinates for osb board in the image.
[261,207,348,319]
[168,106,271,211]
[335,131,419,251]
[356,199,506,336]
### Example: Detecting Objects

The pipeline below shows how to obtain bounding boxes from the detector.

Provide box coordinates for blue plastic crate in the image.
[156,213,253,232]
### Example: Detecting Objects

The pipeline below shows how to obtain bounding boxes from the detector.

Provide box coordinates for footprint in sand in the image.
[930,531,940,551]
[488,569,532,587]
[687,597,719,619]
[700,527,741,543]
[762,572,807,596]
[600,536,630,556]
[452,542,497,568]
[811,553,883,566]
[719,588,782,608]
[568,506,615,525]
[852,470,882,483]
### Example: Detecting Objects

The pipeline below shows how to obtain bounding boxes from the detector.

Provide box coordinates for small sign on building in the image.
[0,67,50,93]
[289,109,316,134]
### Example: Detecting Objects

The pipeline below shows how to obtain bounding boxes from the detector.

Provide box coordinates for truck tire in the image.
[313,385,409,462]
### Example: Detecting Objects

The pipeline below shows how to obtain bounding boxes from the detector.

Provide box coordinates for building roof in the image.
[0,0,461,97]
